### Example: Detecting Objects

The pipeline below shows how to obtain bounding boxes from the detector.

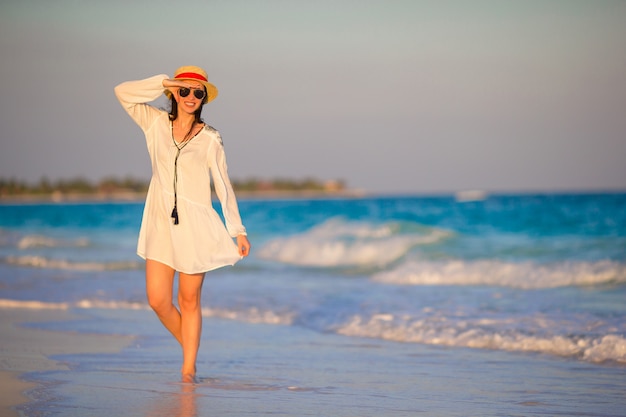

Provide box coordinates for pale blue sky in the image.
[1,0,625,194]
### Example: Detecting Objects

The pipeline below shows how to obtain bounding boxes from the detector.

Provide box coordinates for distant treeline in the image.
[0,176,346,197]
[233,178,345,193]
[0,177,148,196]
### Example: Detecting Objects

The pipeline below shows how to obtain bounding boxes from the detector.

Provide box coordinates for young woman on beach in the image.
[114,66,250,383]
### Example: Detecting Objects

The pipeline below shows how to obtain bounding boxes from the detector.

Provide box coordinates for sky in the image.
[1,0,625,194]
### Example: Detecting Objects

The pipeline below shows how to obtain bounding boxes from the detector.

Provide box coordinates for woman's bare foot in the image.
[181,373,198,384]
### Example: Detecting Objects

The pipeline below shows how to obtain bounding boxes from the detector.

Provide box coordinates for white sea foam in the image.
[0,298,146,311]
[3,255,141,271]
[17,235,89,249]
[75,299,150,311]
[582,335,626,363]
[335,313,626,364]
[2,295,622,363]
[372,259,626,289]
[202,306,294,325]
[0,298,70,310]
[0,297,294,326]
[257,218,451,268]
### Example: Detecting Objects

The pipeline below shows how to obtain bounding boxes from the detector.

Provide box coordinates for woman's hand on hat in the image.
[163,78,197,89]
[236,234,251,257]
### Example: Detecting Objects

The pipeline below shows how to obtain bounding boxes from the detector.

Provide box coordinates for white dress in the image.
[115,74,246,274]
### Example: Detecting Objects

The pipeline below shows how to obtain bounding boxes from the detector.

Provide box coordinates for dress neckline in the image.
[171,121,204,146]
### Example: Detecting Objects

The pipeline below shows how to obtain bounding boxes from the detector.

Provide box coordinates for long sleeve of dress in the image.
[114,74,169,133]
[209,133,247,237]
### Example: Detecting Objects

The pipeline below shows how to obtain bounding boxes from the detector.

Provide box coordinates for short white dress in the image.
[115,74,246,274]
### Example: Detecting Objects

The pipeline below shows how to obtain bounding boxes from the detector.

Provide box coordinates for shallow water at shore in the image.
[17,309,626,417]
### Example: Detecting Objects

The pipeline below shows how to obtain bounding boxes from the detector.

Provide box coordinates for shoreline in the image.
[2,188,625,205]
[1,297,625,415]
[0,308,135,417]
[0,189,368,204]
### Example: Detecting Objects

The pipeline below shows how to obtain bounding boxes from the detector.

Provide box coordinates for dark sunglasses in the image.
[178,87,206,100]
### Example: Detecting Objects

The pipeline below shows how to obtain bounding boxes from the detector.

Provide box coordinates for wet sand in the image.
[0,308,134,417]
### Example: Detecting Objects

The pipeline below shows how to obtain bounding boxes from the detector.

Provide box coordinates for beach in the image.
[1,194,625,415]
[0,308,134,417]
[2,305,625,416]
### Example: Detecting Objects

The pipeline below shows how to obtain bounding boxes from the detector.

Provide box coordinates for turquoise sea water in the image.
[1,193,625,416]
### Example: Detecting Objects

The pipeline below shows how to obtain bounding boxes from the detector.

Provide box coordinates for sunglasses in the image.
[178,87,206,100]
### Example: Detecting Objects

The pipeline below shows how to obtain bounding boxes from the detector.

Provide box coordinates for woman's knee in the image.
[147,291,172,314]
[145,259,175,314]
[178,273,205,313]
[178,291,201,312]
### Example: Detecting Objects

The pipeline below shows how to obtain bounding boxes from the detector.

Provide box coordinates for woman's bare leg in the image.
[146,259,182,345]
[178,271,206,379]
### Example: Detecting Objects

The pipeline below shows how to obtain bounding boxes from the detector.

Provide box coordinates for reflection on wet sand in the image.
[145,383,198,417]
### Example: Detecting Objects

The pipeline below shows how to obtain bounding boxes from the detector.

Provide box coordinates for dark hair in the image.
[168,89,206,123]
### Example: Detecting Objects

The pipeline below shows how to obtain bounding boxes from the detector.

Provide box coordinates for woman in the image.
[115,65,251,383]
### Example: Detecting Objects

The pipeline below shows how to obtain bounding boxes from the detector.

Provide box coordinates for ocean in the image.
[1,193,625,416]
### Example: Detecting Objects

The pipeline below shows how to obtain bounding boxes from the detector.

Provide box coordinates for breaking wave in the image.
[2,255,141,271]
[257,218,451,268]
[335,313,626,364]
[2,296,623,363]
[372,259,626,289]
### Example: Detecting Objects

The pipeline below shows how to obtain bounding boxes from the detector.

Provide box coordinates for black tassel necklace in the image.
[170,121,197,225]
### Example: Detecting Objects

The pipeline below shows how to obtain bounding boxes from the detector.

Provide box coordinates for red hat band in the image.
[175,72,208,82]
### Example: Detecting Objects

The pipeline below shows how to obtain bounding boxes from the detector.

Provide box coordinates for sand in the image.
[0,308,135,417]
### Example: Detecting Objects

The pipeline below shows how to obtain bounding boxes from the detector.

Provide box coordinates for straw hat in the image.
[166,65,218,104]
